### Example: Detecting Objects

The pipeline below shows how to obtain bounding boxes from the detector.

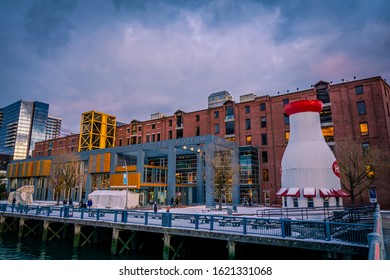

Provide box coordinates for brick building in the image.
[30,76,390,209]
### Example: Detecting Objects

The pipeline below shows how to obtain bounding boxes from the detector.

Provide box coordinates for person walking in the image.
[87,198,93,209]
[153,201,158,213]
[68,198,73,207]
[12,197,16,205]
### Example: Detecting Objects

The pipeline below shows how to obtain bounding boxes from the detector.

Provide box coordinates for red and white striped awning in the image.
[285,188,300,197]
[320,188,348,197]
[276,187,288,197]
[332,189,349,197]
[303,188,316,198]
[319,188,335,197]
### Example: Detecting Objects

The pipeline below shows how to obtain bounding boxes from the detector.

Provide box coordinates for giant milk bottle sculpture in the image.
[280,100,342,208]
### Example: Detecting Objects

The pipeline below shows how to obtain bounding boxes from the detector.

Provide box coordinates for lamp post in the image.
[124,159,129,210]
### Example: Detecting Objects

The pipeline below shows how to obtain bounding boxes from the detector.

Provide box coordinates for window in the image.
[362,142,370,155]
[293,197,298,208]
[321,126,334,142]
[261,151,268,163]
[262,169,269,181]
[168,131,172,139]
[146,135,150,143]
[196,126,200,136]
[196,115,200,122]
[323,198,329,207]
[360,122,369,136]
[152,134,155,142]
[357,101,366,115]
[284,114,289,125]
[307,198,314,208]
[226,121,235,135]
[283,99,289,105]
[138,126,142,132]
[226,106,234,120]
[245,106,250,113]
[245,119,251,130]
[285,131,290,142]
[131,123,137,134]
[214,111,219,119]
[176,129,183,138]
[261,133,268,146]
[119,139,123,146]
[355,85,364,95]
[261,116,267,128]
[126,138,130,145]
[131,136,136,144]
[151,123,155,129]
[246,135,252,145]
[260,103,266,111]
[137,136,142,144]
[168,120,172,126]
[214,124,220,134]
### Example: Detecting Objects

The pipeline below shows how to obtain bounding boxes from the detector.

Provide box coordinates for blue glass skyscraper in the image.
[0,100,49,160]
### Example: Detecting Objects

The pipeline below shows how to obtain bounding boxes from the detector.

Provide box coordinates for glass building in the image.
[0,100,49,160]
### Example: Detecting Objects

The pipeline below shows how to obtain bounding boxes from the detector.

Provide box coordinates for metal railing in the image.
[367,204,386,260]
[0,203,373,246]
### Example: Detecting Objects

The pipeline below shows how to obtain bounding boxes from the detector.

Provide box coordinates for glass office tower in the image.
[0,100,49,160]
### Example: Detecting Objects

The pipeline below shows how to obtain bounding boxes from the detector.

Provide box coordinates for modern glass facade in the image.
[0,100,49,160]
[239,146,260,204]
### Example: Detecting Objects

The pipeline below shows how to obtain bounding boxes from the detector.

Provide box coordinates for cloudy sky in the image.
[1,0,389,133]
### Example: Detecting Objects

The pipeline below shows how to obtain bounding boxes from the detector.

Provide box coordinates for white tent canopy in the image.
[88,190,139,209]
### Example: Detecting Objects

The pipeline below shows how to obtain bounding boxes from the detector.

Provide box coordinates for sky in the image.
[1,0,390,133]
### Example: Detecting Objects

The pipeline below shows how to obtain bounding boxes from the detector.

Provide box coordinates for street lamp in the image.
[124,159,129,210]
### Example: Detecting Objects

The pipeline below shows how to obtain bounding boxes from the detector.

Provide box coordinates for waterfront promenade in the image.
[0,201,377,260]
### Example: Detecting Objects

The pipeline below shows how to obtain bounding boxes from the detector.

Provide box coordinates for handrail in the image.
[0,203,373,247]
[368,204,386,260]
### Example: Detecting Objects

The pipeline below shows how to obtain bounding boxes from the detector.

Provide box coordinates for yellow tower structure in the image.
[78,110,116,152]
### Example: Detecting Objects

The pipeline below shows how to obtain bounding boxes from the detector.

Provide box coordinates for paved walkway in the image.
[381,211,390,260]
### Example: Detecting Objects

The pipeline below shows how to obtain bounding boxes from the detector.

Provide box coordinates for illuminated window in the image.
[285,131,290,142]
[262,169,269,181]
[321,126,334,142]
[366,165,375,178]
[360,122,369,136]
[246,135,252,145]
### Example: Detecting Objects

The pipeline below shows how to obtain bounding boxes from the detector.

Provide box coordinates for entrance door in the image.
[263,191,270,206]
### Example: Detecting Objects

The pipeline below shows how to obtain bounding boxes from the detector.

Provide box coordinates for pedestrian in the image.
[12,196,16,205]
[243,196,247,207]
[63,199,67,205]
[171,197,175,207]
[68,198,73,207]
[153,201,158,213]
[248,197,252,207]
[79,200,84,208]
[175,197,179,207]
[87,198,93,209]
[166,206,170,212]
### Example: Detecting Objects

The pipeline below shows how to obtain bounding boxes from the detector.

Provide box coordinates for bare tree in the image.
[205,148,239,211]
[49,152,83,205]
[335,139,388,205]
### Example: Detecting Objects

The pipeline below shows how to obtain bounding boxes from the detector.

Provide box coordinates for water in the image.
[0,232,160,260]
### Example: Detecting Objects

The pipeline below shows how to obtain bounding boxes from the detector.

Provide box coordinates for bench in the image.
[250,221,278,229]
[88,210,105,217]
[190,217,210,224]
